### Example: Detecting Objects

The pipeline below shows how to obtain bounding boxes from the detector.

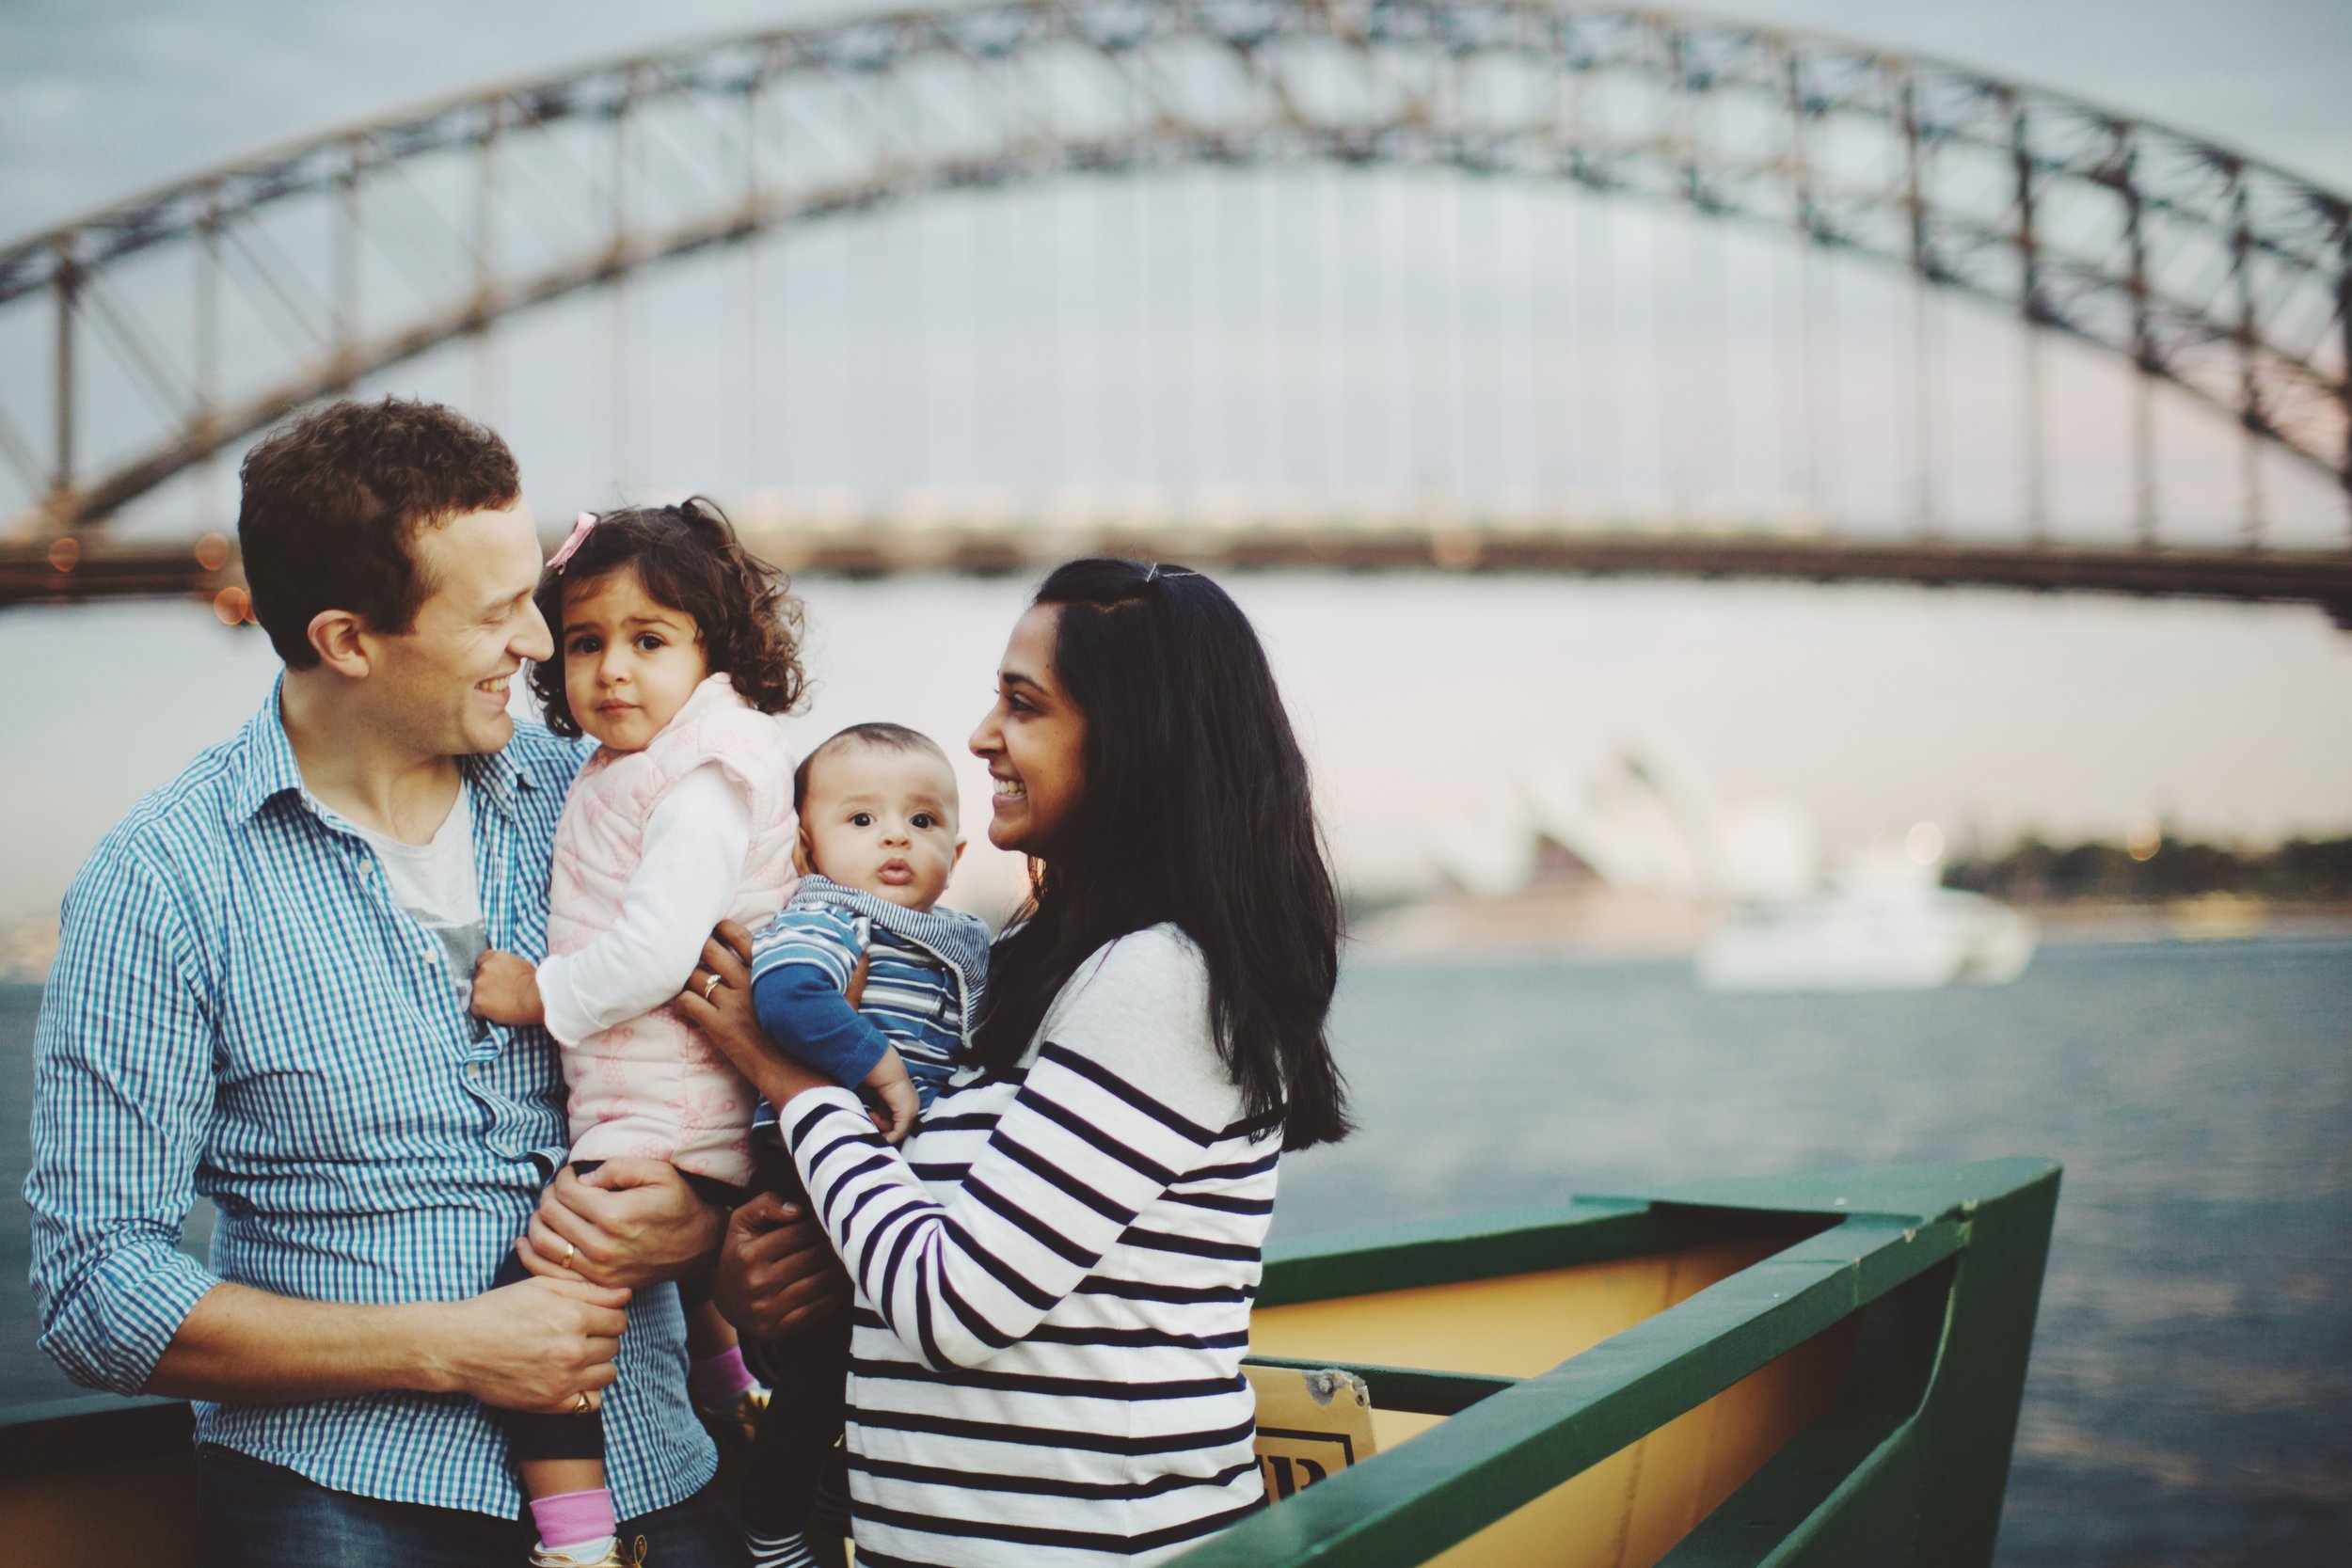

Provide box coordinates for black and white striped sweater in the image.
[782,925,1278,1566]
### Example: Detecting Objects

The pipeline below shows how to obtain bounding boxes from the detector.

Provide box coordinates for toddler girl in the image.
[470,497,805,1568]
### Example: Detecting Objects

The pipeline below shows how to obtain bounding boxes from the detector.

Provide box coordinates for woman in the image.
[684,558,1349,1566]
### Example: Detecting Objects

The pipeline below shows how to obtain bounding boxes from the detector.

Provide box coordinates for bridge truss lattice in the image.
[3,0,2348,614]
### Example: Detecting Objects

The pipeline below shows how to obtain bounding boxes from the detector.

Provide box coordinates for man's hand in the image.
[427,1275,630,1414]
[470,950,545,1027]
[518,1160,724,1290]
[712,1191,850,1343]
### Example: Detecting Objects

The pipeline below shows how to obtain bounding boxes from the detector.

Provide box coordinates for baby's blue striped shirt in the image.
[748,874,991,1105]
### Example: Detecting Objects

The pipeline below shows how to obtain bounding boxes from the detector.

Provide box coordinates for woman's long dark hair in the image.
[972,560,1350,1149]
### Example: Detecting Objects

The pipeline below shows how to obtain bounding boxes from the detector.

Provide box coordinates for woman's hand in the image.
[518,1160,725,1290]
[712,1191,851,1343]
[676,927,834,1111]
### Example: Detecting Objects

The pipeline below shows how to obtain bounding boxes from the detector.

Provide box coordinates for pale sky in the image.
[0,0,2346,920]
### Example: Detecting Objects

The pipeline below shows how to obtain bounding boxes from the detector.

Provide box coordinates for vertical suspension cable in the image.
[1812,233,1840,530]
[742,86,763,503]
[1537,184,1571,511]
[2230,167,2265,546]
[1134,169,1157,510]
[1651,216,1682,520]
[1381,173,1410,511]
[1444,166,1470,514]
[1791,235,1821,524]
[609,99,631,496]
[1581,193,1616,515]
[1782,41,1822,528]
[1913,271,1940,534]
[907,194,930,504]
[1194,168,1221,510]
[333,145,360,383]
[907,74,930,504]
[471,114,499,424]
[1442,51,1470,515]
[770,69,793,503]
[2010,88,2045,542]
[2132,371,2158,548]
[1504,183,1534,515]
[1261,162,1286,512]
[2022,312,2047,542]
[1698,217,1732,517]
[1320,166,1346,508]
[1898,68,1935,535]
[1047,178,1073,512]
[196,203,223,530]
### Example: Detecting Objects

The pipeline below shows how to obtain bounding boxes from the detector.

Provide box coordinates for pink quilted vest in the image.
[548,673,799,1185]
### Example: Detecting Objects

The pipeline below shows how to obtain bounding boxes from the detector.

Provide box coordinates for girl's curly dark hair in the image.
[528,496,807,738]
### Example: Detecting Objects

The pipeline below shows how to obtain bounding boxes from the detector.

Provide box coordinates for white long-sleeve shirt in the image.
[537,763,753,1048]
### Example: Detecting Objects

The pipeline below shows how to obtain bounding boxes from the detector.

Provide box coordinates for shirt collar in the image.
[233,672,529,823]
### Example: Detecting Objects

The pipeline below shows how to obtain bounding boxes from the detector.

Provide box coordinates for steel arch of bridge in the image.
[3,0,2348,554]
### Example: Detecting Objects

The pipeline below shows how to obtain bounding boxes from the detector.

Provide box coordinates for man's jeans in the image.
[196,1444,750,1567]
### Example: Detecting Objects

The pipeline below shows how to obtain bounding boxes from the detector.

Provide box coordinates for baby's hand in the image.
[471,950,545,1027]
[864,1047,921,1146]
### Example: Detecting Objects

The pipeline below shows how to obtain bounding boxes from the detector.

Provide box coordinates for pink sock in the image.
[690,1343,756,1404]
[531,1488,615,1551]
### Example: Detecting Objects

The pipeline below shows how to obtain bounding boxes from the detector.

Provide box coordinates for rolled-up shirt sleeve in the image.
[25,838,224,1395]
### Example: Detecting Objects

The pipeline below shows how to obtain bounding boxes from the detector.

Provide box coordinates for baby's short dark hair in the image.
[793,722,952,814]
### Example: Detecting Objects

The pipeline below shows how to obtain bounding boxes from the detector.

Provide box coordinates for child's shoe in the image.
[529,1537,645,1568]
[696,1381,770,1449]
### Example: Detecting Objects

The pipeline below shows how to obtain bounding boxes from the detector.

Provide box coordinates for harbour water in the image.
[7,934,2349,1563]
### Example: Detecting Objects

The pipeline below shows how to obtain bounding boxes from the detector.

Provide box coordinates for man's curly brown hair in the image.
[238,398,520,667]
[528,496,807,737]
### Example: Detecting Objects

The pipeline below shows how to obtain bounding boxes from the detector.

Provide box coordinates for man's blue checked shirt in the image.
[24,683,717,1519]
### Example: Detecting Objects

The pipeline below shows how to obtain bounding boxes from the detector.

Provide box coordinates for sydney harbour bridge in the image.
[2,0,2348,624]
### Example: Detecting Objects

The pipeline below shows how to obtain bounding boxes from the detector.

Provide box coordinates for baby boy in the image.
[750,721,992,1136]
[737,721,992,1568]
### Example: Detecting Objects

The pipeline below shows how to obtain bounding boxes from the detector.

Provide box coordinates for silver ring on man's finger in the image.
[700,973,723,1001]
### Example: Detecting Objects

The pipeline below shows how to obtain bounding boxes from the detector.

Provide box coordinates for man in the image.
[25,398,836,1568]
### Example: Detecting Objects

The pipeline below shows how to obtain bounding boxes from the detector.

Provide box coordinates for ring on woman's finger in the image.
[571,1390,592,1415]
[560,1241,577,1272]
[700,972,723,1001]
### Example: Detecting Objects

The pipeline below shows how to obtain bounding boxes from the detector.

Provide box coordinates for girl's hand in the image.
[864,1048,921,1146]
[678,930,833,1111]
[471,950,544,1026]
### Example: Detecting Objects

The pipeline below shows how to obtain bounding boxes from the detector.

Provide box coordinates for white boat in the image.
[1697,863,2037,992]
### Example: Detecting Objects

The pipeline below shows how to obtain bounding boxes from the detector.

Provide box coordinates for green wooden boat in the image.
[2,1157,2058,1566]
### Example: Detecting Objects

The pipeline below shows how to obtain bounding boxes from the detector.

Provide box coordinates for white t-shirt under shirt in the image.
[348,764,753,1044]
[349,780,487,1008]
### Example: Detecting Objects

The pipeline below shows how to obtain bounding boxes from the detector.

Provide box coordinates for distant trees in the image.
[1945,836,2352,904]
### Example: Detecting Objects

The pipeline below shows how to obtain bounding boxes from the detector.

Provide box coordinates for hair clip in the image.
[1143,562,1197,584]
[548,512,598,573]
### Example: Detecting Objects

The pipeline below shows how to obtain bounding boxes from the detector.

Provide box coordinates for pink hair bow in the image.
[548,511,598,573]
